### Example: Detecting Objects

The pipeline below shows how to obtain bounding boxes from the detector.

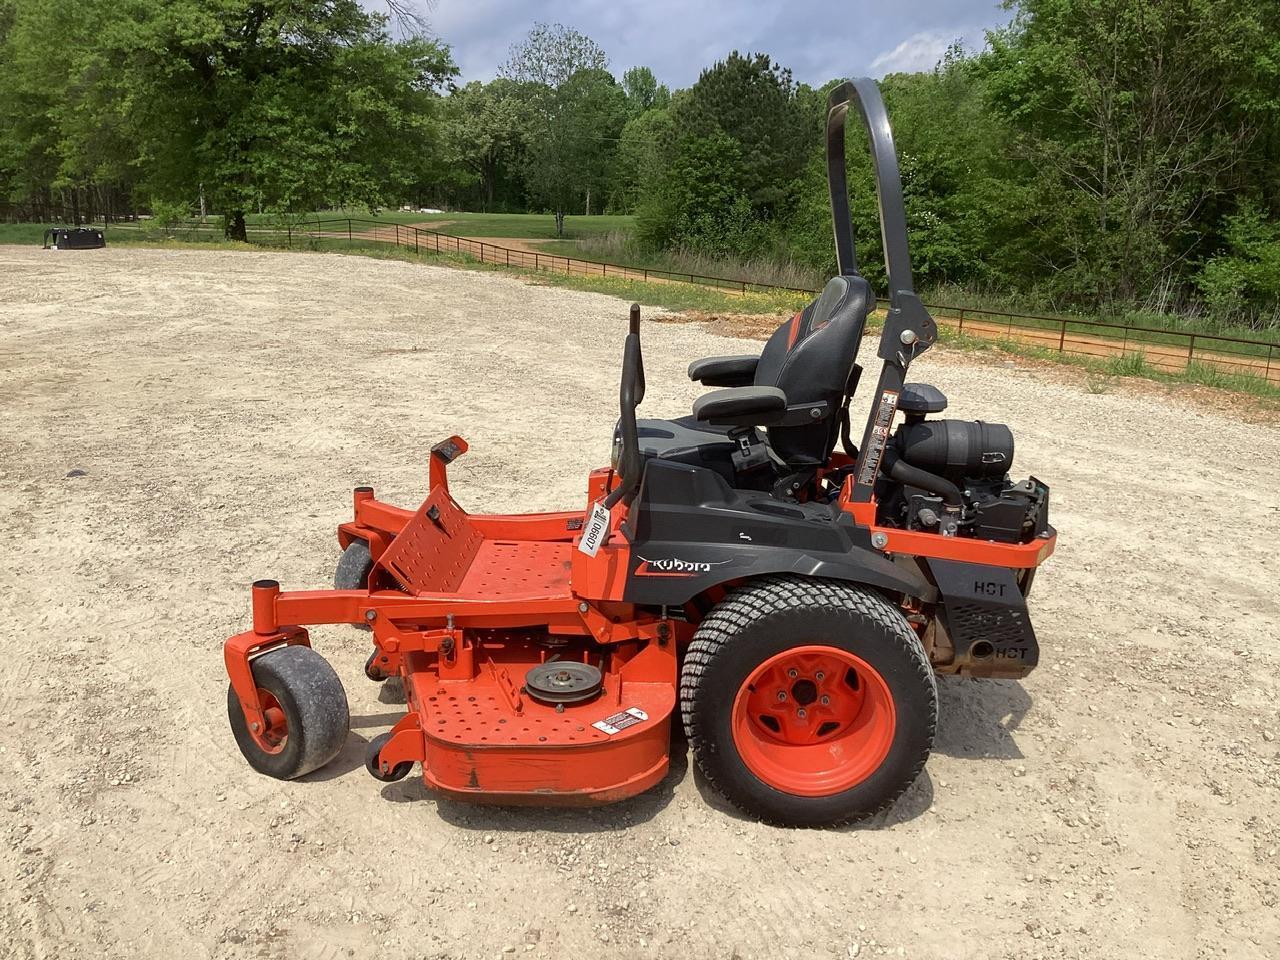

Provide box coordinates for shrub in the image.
[1198,202,1280,331]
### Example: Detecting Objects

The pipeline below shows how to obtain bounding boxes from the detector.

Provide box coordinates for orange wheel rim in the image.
[731,645,896,797]
[253,688,289,754]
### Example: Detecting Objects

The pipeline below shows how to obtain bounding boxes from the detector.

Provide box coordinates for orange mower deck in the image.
[225,446,691,805]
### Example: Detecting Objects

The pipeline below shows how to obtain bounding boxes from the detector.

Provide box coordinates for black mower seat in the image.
[631,275,871,489]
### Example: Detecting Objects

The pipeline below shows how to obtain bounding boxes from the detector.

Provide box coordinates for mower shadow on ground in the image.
[349,710,409,729]
[371,739,690,831]
[303,730,375,782]
[932,677,1032,761]
[301,680,418,782]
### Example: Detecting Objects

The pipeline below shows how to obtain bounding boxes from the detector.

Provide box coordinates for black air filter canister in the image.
[897,420,1014,480]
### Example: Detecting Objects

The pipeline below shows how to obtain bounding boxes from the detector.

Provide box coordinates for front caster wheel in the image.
[334,539,373,590]
[365,649,389,682]
[227,645,350,780]
[680,576,937,828]
[365,731,413,782]
[336,540,374,631]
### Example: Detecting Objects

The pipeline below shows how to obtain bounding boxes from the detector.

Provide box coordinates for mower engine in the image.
[877,383,1050,545]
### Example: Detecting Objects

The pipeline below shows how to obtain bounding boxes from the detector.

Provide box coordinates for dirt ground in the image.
[1,245,1278,960]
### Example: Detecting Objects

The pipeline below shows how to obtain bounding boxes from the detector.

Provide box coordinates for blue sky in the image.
[417,0,1016,88]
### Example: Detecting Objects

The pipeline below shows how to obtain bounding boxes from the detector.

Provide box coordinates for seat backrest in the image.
[754,275,872,467]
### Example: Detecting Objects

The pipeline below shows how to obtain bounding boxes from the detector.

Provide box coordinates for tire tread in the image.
[680,576,936,827]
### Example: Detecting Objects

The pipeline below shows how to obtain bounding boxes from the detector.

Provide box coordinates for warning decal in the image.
[592,707,649,736]
[857,389,900,486]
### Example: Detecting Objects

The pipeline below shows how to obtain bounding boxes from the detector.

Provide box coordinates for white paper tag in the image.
[577,500,611,557]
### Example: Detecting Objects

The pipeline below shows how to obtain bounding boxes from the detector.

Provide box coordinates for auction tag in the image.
[593,707,649,736]
[577,500,611,557]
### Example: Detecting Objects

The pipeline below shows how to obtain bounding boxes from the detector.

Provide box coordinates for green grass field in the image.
[243,209,635,240]
[0,211,632,244]
[399,211,633,239]
[7,212,1278,369]
[0,222,67,243]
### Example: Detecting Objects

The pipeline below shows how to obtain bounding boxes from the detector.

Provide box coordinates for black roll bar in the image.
[826,79,939,505]
[826,78,916,294]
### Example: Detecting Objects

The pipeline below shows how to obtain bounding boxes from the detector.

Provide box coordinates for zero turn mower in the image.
[224,78,1056,827]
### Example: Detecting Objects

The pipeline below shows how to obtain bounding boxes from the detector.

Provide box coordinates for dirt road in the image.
[933,314,1280,385]
[1,246,1277,960]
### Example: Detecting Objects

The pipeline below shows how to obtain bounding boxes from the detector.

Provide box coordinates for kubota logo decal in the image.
[634,556,732,578]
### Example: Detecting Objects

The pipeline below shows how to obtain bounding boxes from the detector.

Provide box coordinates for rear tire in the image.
[680,576,936,827]
[227,645,350,780]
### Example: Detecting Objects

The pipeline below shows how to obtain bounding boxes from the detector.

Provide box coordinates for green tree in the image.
[443,79,526,210]
[140,1,455,238]
[636,131,763,255]
[1198,201,1280,328]
[787,53,1026,290]
[500,21,607,88]
[671,52,809,212]
[636,51,811,255]
[0,0,134,221]
[979,0,1280,307]
[621,66,670,116]
[612,106,674,213]
[501,24,623,234]
[0,0,455,236]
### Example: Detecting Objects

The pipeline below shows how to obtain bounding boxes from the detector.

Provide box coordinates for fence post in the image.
[1267,344,1274,383]
[1187,334,1196,369]
[287,224,291,249]
[506,249,510,267]
[1058,320,1066,353]
[414,228,419,254]
[347,219,352,243]
[958,308,965,334]
[395,223,401,247]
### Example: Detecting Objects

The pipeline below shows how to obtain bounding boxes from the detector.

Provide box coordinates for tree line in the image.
[3,1,1280,326]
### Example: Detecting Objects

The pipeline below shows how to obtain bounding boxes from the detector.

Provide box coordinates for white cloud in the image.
[868,29,957,76]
